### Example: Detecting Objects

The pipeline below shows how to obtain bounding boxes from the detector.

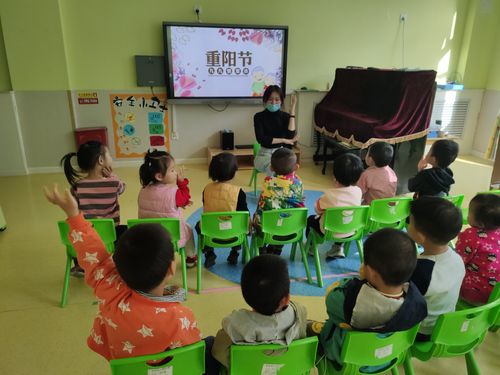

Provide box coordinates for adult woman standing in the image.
[253,85,298,175]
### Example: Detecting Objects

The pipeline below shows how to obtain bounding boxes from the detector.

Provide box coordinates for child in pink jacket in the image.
[138,150,197,267]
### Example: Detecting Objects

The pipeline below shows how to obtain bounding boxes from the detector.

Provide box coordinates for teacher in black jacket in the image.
[253,85,298,175]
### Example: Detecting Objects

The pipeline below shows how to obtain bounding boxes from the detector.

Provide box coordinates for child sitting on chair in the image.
[253,147,305,255]
[408,139,459,198]
[306,153,364,260]
[309,228,427,369]
[408,196,465,340]
[138,149,197,268]
[212,254,307,369]
[456,193,500,305]
[195,152,250,268]
[357,141,397,204]
[43,185,205,362]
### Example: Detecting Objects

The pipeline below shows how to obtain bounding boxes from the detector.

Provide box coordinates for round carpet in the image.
[187,190,361,296]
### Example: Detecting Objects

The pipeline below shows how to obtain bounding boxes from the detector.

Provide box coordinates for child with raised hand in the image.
[408,139,459,198]
[456,193,500,304]
[138,149,197,267]
[61,140,126,276]
[212,254,307,369]
[408,196,465,340]
[43,185,203,362]
[357,141,397,204]
[253,147,305,255]
[309,228,427,369]
[306,153,364,260]
[196,152,249,268]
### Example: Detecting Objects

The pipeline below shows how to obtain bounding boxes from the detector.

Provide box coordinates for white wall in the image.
[472,90,500,158]
[0,92,27,175]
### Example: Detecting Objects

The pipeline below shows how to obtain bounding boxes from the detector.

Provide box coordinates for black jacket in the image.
[408,167,455,197]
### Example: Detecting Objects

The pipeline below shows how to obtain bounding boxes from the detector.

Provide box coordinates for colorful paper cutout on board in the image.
[110,93,169,158]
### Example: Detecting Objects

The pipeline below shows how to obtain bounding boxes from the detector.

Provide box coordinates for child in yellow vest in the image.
[195,152,249,267]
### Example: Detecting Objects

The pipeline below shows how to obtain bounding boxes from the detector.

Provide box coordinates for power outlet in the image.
[172,131,179,140]
[400,13,407,22]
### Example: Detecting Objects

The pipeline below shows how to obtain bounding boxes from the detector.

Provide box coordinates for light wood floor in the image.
[0,158,498,374]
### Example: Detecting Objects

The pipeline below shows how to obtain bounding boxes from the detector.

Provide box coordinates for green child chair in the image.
[304,206,369,288]
[317,325,420,375]
[220,336,318,375]
[365,196,412,234]
[57,219,116,308]
[445,194,465,208]
[252,207,311,283]
[197,211,250,293]
[403,297,500,375]
[248,142,262,196]
[457,282,500,332]
[110,340,205,375]
[127,218,188,295]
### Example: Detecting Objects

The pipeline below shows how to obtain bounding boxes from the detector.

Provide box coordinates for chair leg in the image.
[196,236,203,294]
[60,255,72,308]
[344,241,351,257]
[180,248,188,296]
[243,239,250,264]
[310,235,323,288]
[465,351,480,375]
[402,353,416,375]
[356,240,364,263]
[299,240,313,284]
[290,241,297,260]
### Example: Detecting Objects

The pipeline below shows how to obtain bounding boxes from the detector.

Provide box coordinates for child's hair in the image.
[271,148,297,175]
[364,228,417,286]
[430,139,459,168]
[333,153,364,186]
[139,149,174,187]
[113,223,174,292]
[470,193,500,230]
[209,152,238,182]
[410,196,462,244]
[262,85,284,103]
[241,254,290,315]
[60,141,107,189]
[368,142,394,167]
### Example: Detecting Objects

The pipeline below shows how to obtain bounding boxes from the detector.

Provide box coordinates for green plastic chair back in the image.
[304,206,369,288]
[403,298,500,375]
[444,194,465,208]
[253,208,312,284]
[57,219,116,307]
[109,340,205,375]
[197,211,250,293]
[226,336,318,375]
[456,282,500,332]
[248,142,262,196]
[259,207,308,245]
[366,197,412,233]
[128,218,181,251]
[317,325,419,375]
[127,218,188,294]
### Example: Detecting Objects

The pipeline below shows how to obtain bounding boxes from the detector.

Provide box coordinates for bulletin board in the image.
[109,93,169,158]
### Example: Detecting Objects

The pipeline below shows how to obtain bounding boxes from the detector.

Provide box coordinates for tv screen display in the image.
[163,22,288,101]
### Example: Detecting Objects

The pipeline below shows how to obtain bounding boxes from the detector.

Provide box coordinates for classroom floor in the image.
[0,157,498,375]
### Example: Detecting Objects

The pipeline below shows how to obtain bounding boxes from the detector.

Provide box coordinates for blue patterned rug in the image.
[187,190,361,296]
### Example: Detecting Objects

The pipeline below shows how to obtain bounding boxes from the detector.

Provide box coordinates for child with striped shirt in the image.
[61,140,126,276]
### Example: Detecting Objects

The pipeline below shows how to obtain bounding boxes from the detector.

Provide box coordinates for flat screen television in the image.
[163,22,288,102]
